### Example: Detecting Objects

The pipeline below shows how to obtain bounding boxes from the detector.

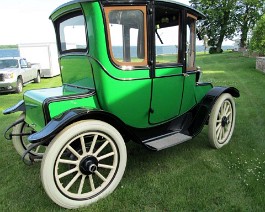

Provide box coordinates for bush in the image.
[209,47,223,54]
[250,14,265,56]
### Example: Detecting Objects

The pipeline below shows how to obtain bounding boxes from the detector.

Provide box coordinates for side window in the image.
[155,7,180,65]
[105,6,147,68]
[20,59,27,68]
[57,11,87,53]
[186,15,196,71]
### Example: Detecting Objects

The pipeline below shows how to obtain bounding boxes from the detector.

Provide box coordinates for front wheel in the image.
[41,120,127,209]
[208,93,236,149]
[34,71,41,83]
[12,114,46,162]
[16,77,23,93]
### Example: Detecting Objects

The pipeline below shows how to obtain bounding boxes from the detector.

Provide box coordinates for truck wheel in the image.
[12,114,45,162]
[208,93,236,149]
[34,71,41,83]
[41,120,127,209]
[16,77,23,93]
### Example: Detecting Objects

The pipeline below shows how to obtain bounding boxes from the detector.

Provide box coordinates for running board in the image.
[143,133,192,151]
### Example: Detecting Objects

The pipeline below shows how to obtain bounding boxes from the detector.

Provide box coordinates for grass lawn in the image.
[0,52,265,211]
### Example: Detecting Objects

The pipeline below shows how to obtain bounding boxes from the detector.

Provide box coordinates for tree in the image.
[190,0,238,53]
[237,0,265,48]
[250,14,265,55]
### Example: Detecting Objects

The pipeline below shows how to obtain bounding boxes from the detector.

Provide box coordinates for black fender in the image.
[187,86,240,137]
[3,100,25,115]
[28,108,137,144]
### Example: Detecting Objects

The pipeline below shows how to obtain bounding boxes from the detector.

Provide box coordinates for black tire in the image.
[16,77,23,93]
[34,71,41,83]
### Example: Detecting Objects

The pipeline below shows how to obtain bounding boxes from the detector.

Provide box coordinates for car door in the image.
[20,59,31,82]
[149,5,184,124]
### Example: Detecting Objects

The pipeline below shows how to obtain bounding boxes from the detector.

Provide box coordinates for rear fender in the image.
[28,108,136,144]
[188,86,240,136]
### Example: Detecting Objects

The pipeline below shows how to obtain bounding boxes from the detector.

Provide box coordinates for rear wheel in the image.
[208,93,236,149]
[12,114,45,162]
[16,77,23,93]
[41,120,127,209]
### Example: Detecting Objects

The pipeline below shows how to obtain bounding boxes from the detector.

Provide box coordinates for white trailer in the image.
[19,43,60,78]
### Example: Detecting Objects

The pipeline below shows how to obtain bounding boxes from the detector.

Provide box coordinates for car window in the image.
[155,6,180,65]
[57,11,87,53]
[105,6,147,68]
[20,59,27,68]
[0,59,19,69]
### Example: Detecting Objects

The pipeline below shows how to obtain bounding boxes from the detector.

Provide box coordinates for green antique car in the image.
[3,0,239,209]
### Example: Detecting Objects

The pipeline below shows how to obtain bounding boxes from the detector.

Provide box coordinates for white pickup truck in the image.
[0,57,41,93]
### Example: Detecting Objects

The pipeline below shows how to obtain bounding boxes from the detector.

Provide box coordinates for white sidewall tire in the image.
[208,93,236,149]
[41,120,127,209]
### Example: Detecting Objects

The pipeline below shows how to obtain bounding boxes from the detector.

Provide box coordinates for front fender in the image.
[28,108,134,144]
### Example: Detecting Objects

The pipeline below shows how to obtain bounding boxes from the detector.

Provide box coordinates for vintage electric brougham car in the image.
[3,0,239,209]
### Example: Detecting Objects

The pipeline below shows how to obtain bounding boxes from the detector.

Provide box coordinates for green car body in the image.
[18,1,213,131]
[3,0,239,208]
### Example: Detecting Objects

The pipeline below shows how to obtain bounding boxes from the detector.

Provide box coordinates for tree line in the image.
[190,0,265,53]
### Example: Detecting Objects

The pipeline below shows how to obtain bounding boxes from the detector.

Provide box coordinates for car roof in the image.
[50,0,205,20]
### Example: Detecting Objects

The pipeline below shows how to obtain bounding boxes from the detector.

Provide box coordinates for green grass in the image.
[0,52,265,211]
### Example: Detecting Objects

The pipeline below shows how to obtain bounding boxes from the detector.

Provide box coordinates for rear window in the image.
[56,11,87,53]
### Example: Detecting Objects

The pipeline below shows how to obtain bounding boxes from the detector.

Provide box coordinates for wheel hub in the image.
[79,156,98,175]
[221,116,229,127]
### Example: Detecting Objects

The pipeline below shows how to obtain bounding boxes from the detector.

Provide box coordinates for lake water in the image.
[0,49,20,58]
[0,45,234,59]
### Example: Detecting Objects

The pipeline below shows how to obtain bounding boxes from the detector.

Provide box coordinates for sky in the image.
[0,0,192,45]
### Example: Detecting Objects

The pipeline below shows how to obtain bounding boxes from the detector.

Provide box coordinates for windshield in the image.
[0,59,19,69]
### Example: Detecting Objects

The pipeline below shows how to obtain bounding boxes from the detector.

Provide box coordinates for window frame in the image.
[104,6,148,68]
[55,10,88,54]
[186,13,197,71]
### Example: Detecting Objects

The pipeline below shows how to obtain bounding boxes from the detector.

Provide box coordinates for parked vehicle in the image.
[0,57,41,93]
[19,43,60,78]
[3,0,239,209]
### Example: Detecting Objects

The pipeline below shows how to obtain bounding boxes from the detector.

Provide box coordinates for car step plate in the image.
[144,133,192,151]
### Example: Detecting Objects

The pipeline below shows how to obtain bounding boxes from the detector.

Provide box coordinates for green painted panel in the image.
[150,75,184,123]
[48,96,98,119]
[24,85,97,131]
[155,67,182,77]
[82,2,150,80]
[60,56,94,88]
[94,68,152,128]
[179,74,197,114]
[24,93,46,131]
[194,83,213,103]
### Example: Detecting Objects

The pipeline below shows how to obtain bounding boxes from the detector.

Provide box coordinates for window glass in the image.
[156,25,179,64]
[20,59,27,67]
[186,16,196,70]
[155,7,180,65]
[105,7,147,67]
[0,59,18,69]
[59,14,87,52]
